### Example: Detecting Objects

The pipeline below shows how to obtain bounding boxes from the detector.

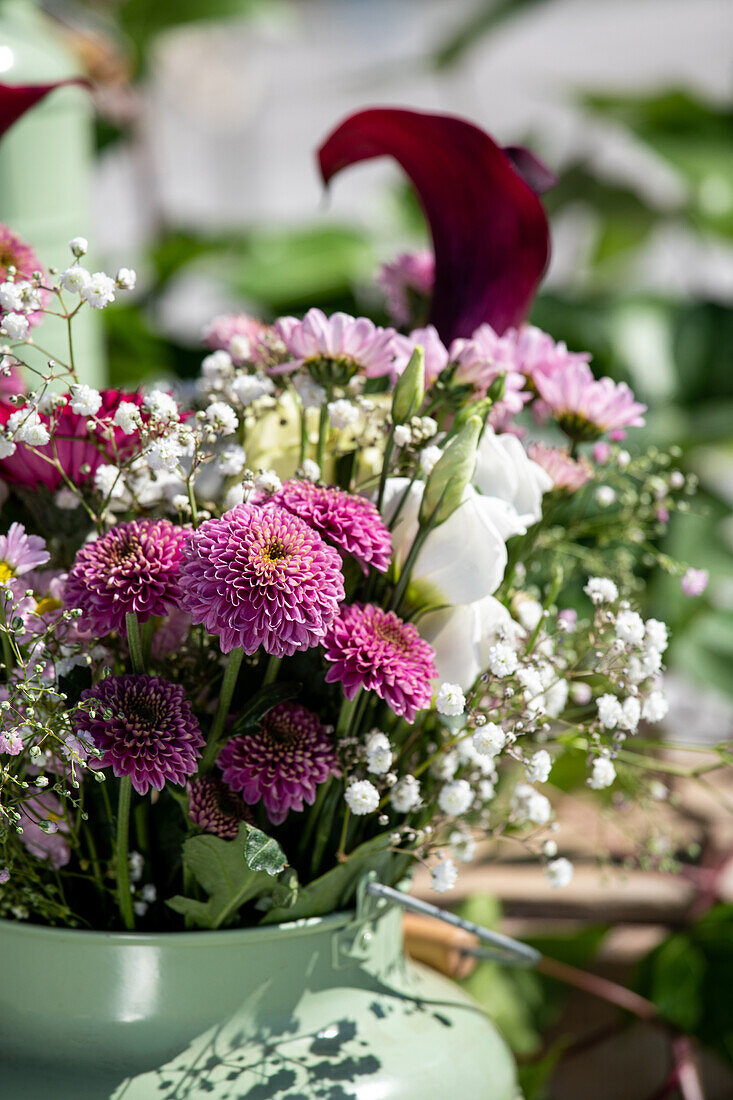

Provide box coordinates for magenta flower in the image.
[0,389,146,491]
[64,519,190,637]
[681,568,709,598]
[528,443,593,493]
[323,603,437,723]
[0,522,49,584]
[17,792,70,868]
[392,325,450,386]
[77,674,204,795]
[178,504,344,656]
[376,250,435,327]
[318,108,552,343]
[534,363,646,441]
[187,775,253,839]
[218,702,338,825]
[0,78,87,141]
[268,480,391,574]
[273,308,397,380]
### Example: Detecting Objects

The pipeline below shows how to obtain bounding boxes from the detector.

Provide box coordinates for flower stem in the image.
[262,654,280,686]
[390,526,429,613]
[376,429,395,513]
[200,648,244,772]
[316,401,329,470]
[116,779,135,931]
[126,612,145,674]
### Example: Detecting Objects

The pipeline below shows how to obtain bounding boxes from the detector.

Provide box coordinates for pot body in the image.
[0,903,517,1099]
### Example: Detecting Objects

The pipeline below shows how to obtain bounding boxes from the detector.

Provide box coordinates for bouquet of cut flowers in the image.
[0,108,715,933]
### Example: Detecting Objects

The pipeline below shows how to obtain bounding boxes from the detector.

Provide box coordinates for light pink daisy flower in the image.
[323,603,437,723]
[681,568,708,598]
[203,312,282,367]
[505,324,591,388]
[449,325,531,426]
[0,522,49,585]
[218,702,338,825]
[534,363,646,441]
[178,503,344,656]
[392,325,449,386]
[273,308,397,379]
[376,249,435,327]
[267,479,392,574]
[528,443,593,493]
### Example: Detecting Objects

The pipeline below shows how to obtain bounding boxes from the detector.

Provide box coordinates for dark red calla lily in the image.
[0,78,88,141]
[318,107,553,343]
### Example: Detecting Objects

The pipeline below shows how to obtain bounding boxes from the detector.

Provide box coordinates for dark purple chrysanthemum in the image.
[268,480,391,574]
[218,702,339,825]
[64,519,190,636]
[323,603,437,724]
[178,504,345,656]
[187,775,253,839]
[77,674,204,795]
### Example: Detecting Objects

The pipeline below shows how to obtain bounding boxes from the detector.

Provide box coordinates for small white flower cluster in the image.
[198,347,275,412]
[58,240,136,311]
[393,415,438,450]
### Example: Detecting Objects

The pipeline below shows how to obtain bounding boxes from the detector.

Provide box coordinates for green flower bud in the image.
[391,345,425,425]
[420,416,481,528]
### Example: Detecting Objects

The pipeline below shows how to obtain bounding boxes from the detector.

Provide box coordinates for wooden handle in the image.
[403,912,478,979]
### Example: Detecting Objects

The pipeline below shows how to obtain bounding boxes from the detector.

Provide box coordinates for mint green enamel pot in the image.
[0,902,517,1099]
[0,0,105,385]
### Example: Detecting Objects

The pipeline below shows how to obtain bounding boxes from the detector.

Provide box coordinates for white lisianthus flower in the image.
[70,384,102,417]
[588,757,616,789]
[344,780,380,815]
[472,722,505,757]
[365,731,392,774]
[438,779,473,816]
[546,857,574,889]
[435,682,465,716]
[382,477,523,688]
[473,427,552,529]
[526,749,552,784]
[390,775,421,813]
[431,857,458,894]
[584,577,619,604]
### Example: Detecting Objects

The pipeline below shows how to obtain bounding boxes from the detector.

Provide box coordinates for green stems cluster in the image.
[200,648,244,772]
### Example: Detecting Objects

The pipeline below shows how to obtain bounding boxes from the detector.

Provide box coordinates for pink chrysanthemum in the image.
[0,522,49,584]
[449,325,532,426]
[203,312,281,367]
[268,480,391,574]
[77,674,204,796]
[64,519,190,637]
[0,224,47,327]
[323,603,437,723]
[273,308,397,380]
[187,775,253,838]
[480,324,592,390]
[178,503,344,656]
[376,250,435,327]
[0,389,146,491]
[534,363,646,441]
[392,325,449,386]
[218,702,338,825]
[528,443,593,493]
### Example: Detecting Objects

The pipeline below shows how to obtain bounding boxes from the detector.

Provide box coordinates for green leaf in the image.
[244,826,288,876]
[167,823,289,929]
[228,682,302,737]
[262,834,408,924]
